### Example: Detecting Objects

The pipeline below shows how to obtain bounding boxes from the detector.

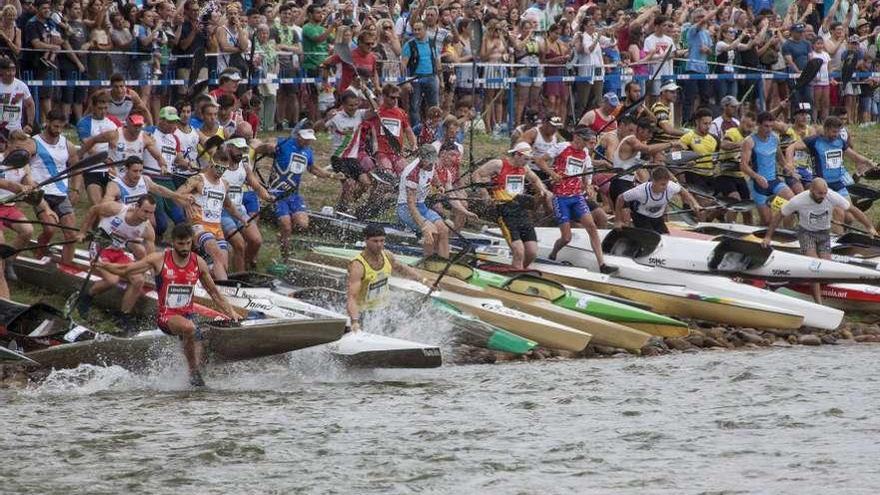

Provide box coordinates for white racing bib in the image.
[288,152,308,174]
[505,175,525,196]
[565,156,585,176]
[825,149,843,169]
[165,284,194,309]
[204,190,225,222]
[228,185,242,206]
[366,276,389,302]
[380,118,402,137]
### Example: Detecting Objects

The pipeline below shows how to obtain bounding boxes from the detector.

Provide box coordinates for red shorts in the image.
[99,248,134,264]
[0,204,26,230]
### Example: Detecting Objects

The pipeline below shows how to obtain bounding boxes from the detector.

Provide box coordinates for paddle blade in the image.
[204,135,225,151]
[795,58,822,91]
[0,244,17,259]
[188,47,207,89]
[334,42,354,66]
[2,149,30,169]
[840,54,856,88]
[664,150,702,166]
[71,151,109,173]
[863,168,880,181]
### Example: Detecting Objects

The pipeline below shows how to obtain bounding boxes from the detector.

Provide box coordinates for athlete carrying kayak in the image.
[472,142,553,269]
[762,178,877,304]
[537,127,615,273]
[346,224,432,332]
[614,166,702,234]
[97,223,241,387]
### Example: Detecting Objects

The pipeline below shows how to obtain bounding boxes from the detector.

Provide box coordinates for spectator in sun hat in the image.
[210,69,243,109]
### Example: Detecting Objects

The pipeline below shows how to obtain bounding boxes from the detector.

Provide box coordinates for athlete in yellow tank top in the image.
[346,225,432,332]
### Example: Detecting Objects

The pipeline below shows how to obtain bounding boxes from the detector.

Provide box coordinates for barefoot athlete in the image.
[346,224,432,333]
[98,223,240,387]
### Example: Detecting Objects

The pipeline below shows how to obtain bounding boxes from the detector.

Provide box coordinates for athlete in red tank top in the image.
[98,224,239,387]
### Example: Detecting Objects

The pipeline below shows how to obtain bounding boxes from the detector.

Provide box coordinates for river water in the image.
[3,344,880,494]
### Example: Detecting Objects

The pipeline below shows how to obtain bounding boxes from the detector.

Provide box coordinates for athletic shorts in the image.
[83,171,111,189]
[715,176,751,200]
[682,171,716,192]
[331,156,363,181]
[396,202,442,233]
[0,204,26,230]
[274,191,308,217]
[45,194,75,217]
[99,247,134,264]
[553,195,590,225]
[157,312,201,339]
[497,203,537,243]
[242,191,259,215]
[194,223,228,252]
[827,181,849,197]
[220,211,246,237]
[749,179,788,206]
[785,166,814,188]
[609,178,635,204]
[631,211,669,234]
[797,226,831,255]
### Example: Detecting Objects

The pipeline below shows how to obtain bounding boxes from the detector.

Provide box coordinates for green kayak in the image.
[309,247,687,338]
[267,262,539,356]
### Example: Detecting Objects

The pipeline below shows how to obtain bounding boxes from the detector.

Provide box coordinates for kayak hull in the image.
[781,283,880,312]
[328,332,442,368]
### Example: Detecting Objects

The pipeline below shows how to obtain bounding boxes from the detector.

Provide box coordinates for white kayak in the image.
[328,332,442,368]
[488,228,844,330]
[591,227,880,283]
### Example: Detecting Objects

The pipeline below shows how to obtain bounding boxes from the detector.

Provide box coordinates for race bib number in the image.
[565,156,585,176]
[807,210,828,228]
[381,118,402,137]
[205,190,225,221]
[794,149,810,165]
[505,175,525,196]
[228,185,242,206]
[366,276,388,301]
[288,152,308,174]
[1,104,20,124]
[165,284,194,309]
[825,149,843,169]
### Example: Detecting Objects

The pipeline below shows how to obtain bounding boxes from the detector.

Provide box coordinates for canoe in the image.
[593,226,880,284]
[271,260,539,355]
[489,227,843,329]
[298,253,594,352]
[310,246,650,351]
[779,283,880,312]
[475,260,805,330]
[328,332,442,368]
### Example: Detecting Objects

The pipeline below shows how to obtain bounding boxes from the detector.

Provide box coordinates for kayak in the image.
[328,332,442,368]
[271,260,539,356]
[474,260,805,330]
[411,257,688,338]
[296,254,594,352]
[0,298,345,370]
[778,283,880,312]
[311,246,651,351]
[488,227,843,329]
[568,227,880,284]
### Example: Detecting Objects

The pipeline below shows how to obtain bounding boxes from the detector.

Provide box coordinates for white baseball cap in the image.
[298,128,317,140]
[508,142,533,156]
[660,82,680,92]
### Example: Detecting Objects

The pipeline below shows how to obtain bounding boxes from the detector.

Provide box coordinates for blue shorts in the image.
[221,212,246,236]
[827,181,849,197]
[274,192,308,217]
[242,191,259,214]
[786,166,814,188]
[749,179,788,206]
[553,195,590,225]
[396,202,442,233]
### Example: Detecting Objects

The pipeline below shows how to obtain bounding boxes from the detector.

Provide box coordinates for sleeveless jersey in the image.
[108,94,135,122]
[112,175,148,204]
[751,132,780,180]
[612,135,642,181]
[354,252,392,310]
[76,114,121,172]
[98,205,148,249]
[803,134,848,184]
[144,128,180,175]
[589,110,618,134]
[784,126,814,171]
[621,181,683,218]
[530,130,558,171]
[491,159,527,203]
[30,135,70,196]
[177,127,200,164]
[552,146,591,196]
[111,128,147,168]
[156,250,200,319]
[195,173,227,226]
[221,165,247,213]
[0,164,25,201]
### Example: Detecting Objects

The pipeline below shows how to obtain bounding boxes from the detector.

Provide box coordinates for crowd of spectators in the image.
[3,0,880,134]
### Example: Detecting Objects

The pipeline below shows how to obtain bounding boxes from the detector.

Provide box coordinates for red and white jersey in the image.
[552,145,592,197]
[156,250,200,319]
[434,140,463,187]
[397,159,434,205]
[372,107,410,157]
